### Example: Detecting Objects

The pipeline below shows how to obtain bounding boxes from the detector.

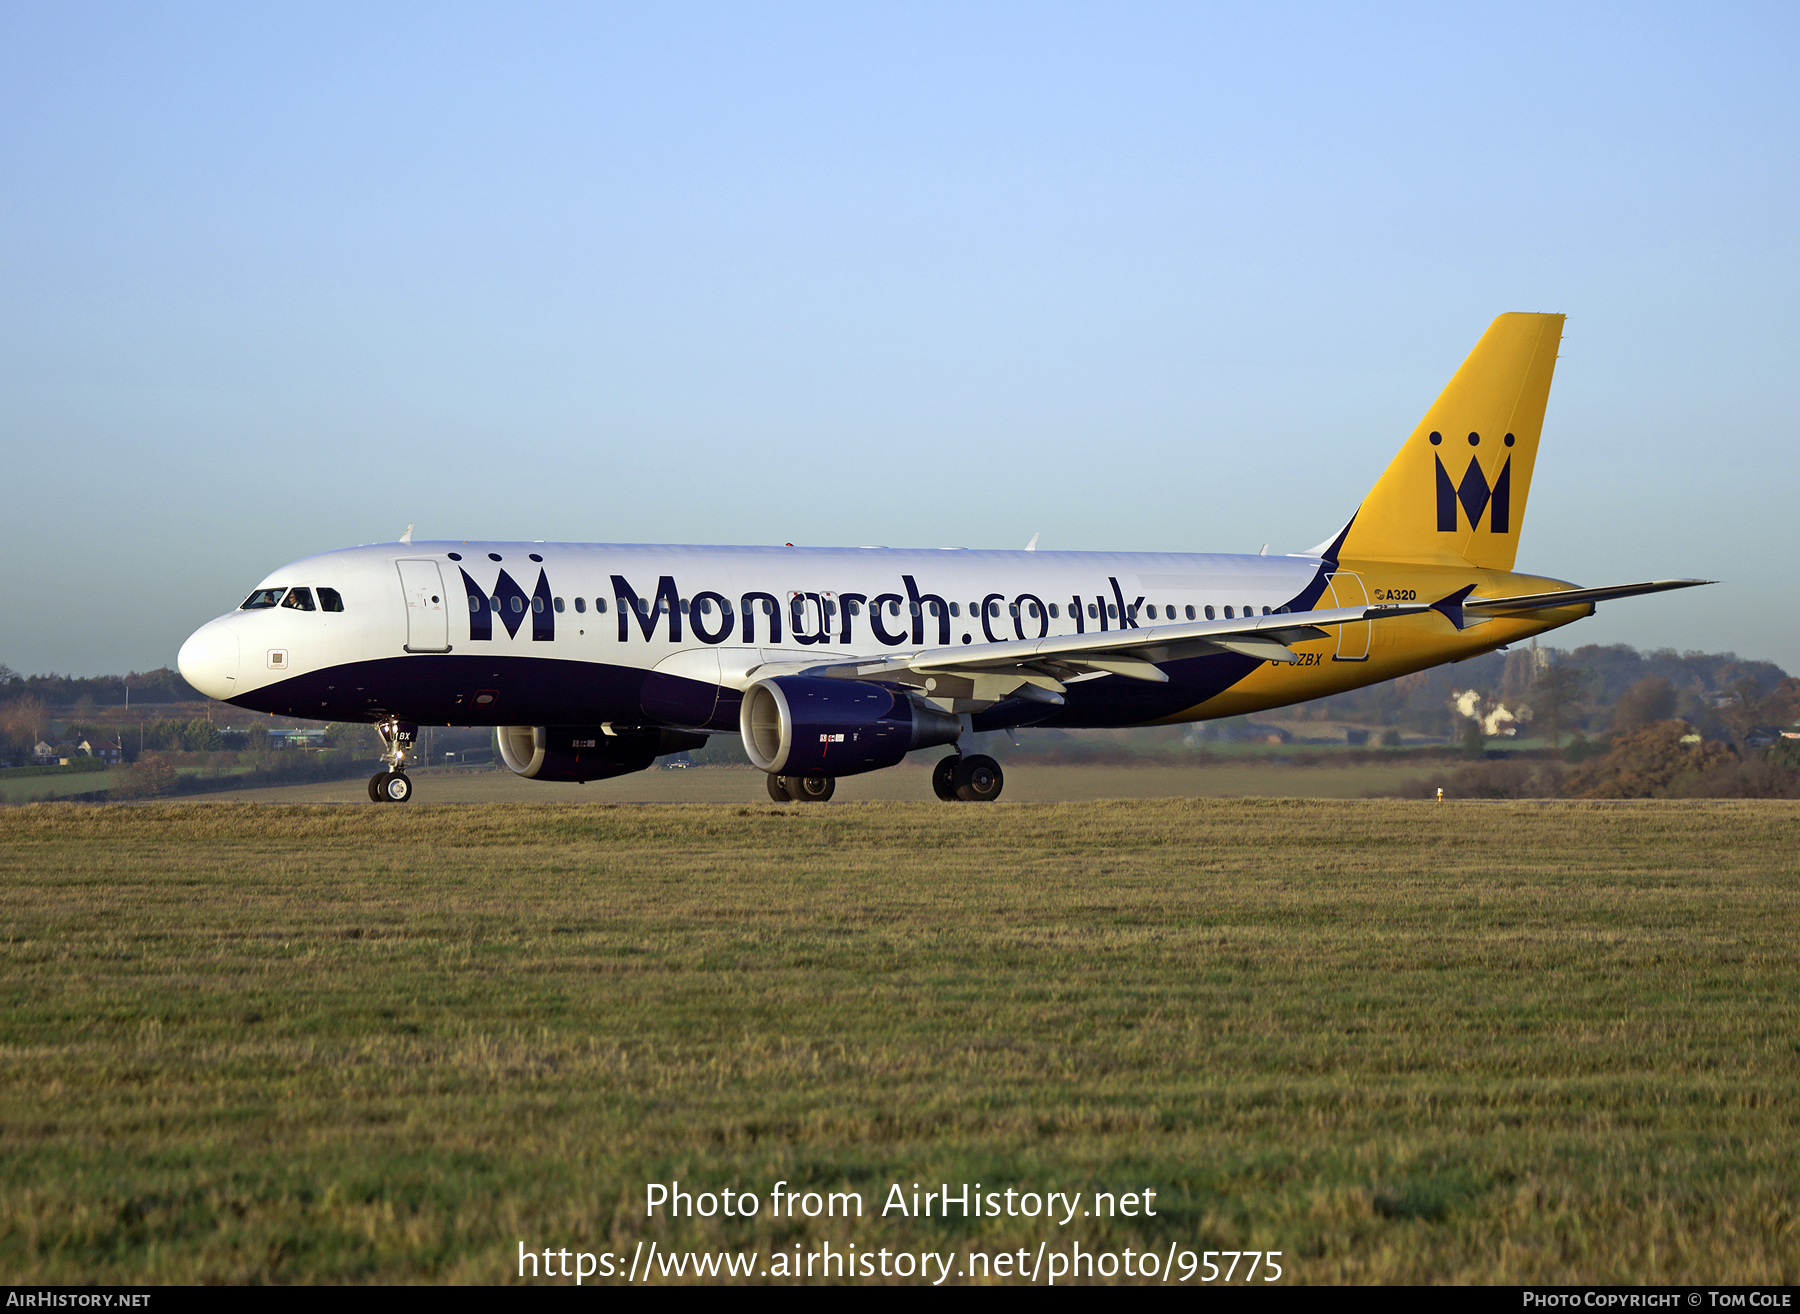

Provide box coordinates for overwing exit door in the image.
[1325,572,1370,661]
[788,590,833,645]
[397,560,451,653]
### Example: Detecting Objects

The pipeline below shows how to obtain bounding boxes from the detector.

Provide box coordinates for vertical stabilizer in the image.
[1339,312,1564,570]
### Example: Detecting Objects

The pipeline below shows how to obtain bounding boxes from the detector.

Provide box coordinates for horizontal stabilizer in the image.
[1429,584,1478,631]
[1465,578,1714,614]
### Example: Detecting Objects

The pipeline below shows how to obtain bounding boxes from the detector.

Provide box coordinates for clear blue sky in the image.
[3,2,1795,676]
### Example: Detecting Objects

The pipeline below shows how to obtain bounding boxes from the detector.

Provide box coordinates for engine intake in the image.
[740,676,960,777]
[497,725,706,782]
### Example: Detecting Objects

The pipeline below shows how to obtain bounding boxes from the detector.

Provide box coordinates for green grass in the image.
[0,768,117,805]
[1,798,1796,1284]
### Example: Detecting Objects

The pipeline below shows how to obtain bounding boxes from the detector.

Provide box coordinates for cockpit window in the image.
[281,588,316,611]
[241,588,285,609]
[317,588,344,612]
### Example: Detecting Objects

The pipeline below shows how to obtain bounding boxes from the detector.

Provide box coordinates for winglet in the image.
[1025,533,1040,551]
[1430,584,1477,631]
[400,523,414,545]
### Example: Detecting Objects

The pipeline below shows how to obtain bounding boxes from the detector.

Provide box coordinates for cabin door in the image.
[1325,572,1371,662]
[397,560,452,653]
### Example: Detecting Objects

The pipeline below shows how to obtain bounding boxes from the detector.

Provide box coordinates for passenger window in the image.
[554,597,565,613]
[1224,606,1234,619]
[928,601,939,616]
[281,588,316,611]
[846,600,859,616]
[515,598,527,614]
[888,600,901,616]
[532,597,545,614]
[988,601,1000,618]
[595,598,607,613]
[1028,602,1040,619]
[1185,605,1196,620]
[1205,606,1215,620]
[1106,603,1117,619]
[1049,603,1059,618]
[317,588,344,612]
[949,601,960,617]
[1262,606,1271,615]
[679,598,690,614]
[574,597,587,613]
[1088,603,1098,619]
[1146,605,1157,619]
[241,588,284,609]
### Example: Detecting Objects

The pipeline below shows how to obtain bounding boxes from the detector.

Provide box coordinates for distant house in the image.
[77,737,123,765]
[267,727,328,749]
[33,740,58,765]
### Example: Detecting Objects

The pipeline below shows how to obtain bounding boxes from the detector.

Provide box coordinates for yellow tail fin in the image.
[1339,312,1564,570]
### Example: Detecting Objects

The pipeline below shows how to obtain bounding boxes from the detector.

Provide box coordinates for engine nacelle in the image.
[740,676,961,777]
[497,725,707,782]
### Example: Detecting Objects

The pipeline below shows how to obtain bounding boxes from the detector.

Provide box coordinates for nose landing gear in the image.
[368,717,418,803]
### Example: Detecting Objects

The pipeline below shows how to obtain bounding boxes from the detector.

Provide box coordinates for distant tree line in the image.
[1284,643,1789,746]
[0,666,204,707]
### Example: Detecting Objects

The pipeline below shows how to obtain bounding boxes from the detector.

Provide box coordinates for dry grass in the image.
[1,798,1796,1283]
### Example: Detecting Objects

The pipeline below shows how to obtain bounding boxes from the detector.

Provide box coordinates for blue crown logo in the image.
[1430,430,1513,533]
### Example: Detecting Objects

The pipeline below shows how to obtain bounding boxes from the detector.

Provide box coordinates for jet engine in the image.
[739,676,961,778]
[496,725,707,782]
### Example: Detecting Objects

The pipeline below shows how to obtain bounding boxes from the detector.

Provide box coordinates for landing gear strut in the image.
[933,754,1003,802]
[767,773,836,802]
[369,717,418,803]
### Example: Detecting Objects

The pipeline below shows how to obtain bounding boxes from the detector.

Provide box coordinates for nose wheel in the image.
[368,771,413,802]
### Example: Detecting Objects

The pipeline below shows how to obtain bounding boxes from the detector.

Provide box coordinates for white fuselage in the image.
[178,540,1328,730]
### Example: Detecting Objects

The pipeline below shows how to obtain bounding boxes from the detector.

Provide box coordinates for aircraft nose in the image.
[177,620,241,701]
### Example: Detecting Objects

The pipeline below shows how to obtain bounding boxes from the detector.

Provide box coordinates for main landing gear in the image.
[767,774,836,803]
[368,716,417,804]
[764,756,1003,804]
[932,754,1004,803]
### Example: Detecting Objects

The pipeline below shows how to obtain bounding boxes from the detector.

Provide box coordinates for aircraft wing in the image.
[745,599,1440,707]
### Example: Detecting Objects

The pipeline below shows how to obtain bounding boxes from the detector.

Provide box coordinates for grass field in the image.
[0,771,116,805]
[2,798,1795,1285]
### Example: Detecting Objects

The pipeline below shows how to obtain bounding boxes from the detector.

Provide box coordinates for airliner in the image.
[177,313,1707,803]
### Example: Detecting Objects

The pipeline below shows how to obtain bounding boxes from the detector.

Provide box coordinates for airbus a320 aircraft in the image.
[178,313,1706,804]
